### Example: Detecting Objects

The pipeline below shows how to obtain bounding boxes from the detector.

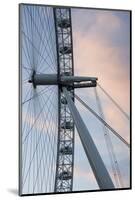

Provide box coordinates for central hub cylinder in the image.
[34,74,58,85]
[30,73,98,87]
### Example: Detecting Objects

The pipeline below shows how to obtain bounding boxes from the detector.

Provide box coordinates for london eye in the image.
[19,4,131,195]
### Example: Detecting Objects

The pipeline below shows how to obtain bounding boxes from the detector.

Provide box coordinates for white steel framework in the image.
[54,8,75,192]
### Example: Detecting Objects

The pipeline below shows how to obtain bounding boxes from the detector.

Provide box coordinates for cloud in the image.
[103,103,130,142]
[72,9,130,113]
[73,164,99,190]
[74,165,95,180]
[72,10,130,190]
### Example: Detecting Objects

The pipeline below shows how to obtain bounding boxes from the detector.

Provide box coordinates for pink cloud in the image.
[73,12,130,113]
[103,103,130,142]
[72,11,130,184]
[73,165,99,189]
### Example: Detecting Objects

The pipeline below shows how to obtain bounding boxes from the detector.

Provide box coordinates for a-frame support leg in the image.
[63,87,115,190]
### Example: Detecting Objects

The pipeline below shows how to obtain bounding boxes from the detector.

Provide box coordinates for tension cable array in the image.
[94,87,124,187]
[97,83,129,120]
[74,94,130,148]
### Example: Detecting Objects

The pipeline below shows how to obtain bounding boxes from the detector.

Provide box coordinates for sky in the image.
[71,8,130,190]
[72,9,130,113]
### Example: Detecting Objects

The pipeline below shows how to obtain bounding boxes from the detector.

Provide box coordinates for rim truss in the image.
[54,8,75,192]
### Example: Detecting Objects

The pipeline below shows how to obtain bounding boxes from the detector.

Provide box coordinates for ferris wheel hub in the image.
[28,72,97,89]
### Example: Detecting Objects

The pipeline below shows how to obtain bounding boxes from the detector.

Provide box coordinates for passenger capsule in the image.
[60,146,72,155]
[58,19,70,28]
[59,46,72,54]
[61,121,74,129]
[61,96,74,104]
[61,97,67,104]
[61,71,72,76]
[58,171,72,180]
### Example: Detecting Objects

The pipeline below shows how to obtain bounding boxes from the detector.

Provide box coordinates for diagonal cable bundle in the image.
[74,94,130,148]
[94,87,124,187]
